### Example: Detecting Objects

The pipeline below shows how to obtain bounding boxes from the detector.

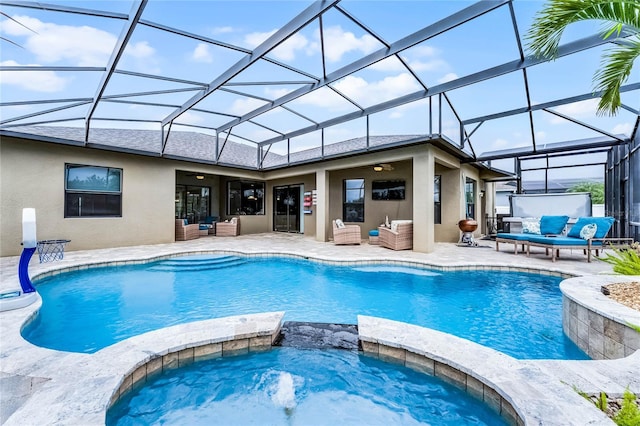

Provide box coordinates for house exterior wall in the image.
[1,136,491,256]
[328,160,414,240]
[0,137,175,256]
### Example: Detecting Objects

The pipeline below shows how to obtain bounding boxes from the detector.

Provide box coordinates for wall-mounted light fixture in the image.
[196,175,205,180]
[373,164,384,172]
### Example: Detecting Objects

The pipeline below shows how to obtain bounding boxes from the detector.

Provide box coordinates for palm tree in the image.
[525,0,640,116]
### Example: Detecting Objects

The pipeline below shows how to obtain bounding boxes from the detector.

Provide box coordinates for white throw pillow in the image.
[335,219,345,229]
[521,218,541,234]
[579,223,597,240]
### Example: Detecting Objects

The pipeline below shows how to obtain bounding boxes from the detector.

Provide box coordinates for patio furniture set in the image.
[175,217,240,241]
[332,219,413,251]
[495,216,632,262]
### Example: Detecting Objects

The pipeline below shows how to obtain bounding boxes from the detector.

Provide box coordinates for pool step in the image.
[150,255,246,271]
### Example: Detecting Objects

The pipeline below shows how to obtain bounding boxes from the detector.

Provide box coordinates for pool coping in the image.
[1,244,638,425]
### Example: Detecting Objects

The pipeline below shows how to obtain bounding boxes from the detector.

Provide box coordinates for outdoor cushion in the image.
[567,217,614,239]
[521,218,541,234]
[539,215,569,235]
[369,229,379,237]
[496,232,531,241]
[527,235,604,247]
[183,218,188,226]
[335,219,345,229]
[580,224,597,240]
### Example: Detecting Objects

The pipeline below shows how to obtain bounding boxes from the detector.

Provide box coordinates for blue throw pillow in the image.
[183,219,188,226]
[540,215,569,235]
[568,217,614,239]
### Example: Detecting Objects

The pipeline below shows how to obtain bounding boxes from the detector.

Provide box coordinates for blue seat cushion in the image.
[567,217,614,239]
[527,235,604,247]
[369,229,379,237]
[539,215,569,235]
[199,224,209,230]
[496,233,530,241]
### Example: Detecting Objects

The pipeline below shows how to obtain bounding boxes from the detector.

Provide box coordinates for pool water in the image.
[106,347,508,426]
[23,255,588,359]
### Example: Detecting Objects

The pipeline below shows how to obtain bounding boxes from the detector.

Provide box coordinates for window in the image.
[372,180,405,200]
[175,185,210,223]
[228,181,265,215]
[434,175,441,224]
[343,179,364,222]
[465,177,476,219]
[65,164,122,217]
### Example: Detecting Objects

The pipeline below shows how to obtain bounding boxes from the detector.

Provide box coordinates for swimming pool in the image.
[106,347,508,425]
[22,254,588,359]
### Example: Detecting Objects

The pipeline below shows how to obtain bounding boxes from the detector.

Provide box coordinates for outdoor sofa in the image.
[525,216,632,262]
[495,215,569,254]
[216,217,240,236]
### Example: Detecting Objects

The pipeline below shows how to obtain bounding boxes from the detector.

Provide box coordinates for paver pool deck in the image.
[1,233,639,425]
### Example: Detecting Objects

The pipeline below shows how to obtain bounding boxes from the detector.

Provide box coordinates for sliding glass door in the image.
[273,185,301,233]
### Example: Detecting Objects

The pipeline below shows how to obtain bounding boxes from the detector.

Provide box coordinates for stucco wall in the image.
[0,138,175,256]
[328,161,413,240]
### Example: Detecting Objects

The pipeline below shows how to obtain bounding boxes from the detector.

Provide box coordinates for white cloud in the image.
[321,26,378,62]
[437,72,458,84]
[333,73,421,106]
[192,43,213,63]
[0,60,68,92]
[212,26,234,35]
[229,97,269,116]
[294,86,354,111]
[388,102,421,119]
[244,29,277,48]
[174,111,204,125]
[549,99,599,124]
[2,15,115,66]
[126,41,155,59]
[264,87,295,99]
[612,122,633,136]
[1,15,156,67]
[271,33,309,61]
[535,131,547,141]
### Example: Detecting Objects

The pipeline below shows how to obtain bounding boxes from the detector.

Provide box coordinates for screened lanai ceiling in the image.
[1,0,638,172]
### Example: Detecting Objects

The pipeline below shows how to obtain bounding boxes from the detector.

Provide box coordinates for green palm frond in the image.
[526,0,640,59]
[594,36,640,115]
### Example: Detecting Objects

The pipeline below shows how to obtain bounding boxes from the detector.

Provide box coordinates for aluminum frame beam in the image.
[0,1,128,19]
[255,30,635,147]
[84,0,148,142]
[161,0,340,127]
[217,0,509,134]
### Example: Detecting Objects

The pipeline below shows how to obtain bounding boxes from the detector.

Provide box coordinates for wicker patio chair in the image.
[216,217,240,237]
[332,219,361,245]
[379,220,413,250]
[175,219,200,241]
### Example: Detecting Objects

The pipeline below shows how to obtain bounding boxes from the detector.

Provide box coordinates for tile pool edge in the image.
[357,315,613,425]
[561,275,640,360]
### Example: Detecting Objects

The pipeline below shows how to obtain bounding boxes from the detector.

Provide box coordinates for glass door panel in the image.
[274,185,301,232]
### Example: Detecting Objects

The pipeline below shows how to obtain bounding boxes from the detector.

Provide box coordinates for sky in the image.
[0,0,638,176]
